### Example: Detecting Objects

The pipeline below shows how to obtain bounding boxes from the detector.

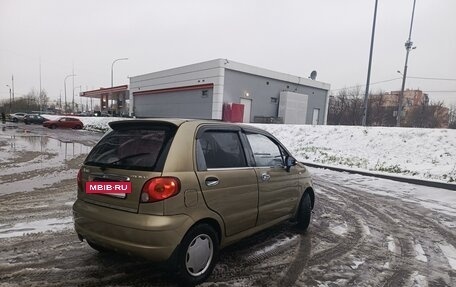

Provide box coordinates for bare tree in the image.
[327,87,366,126]
[449,104,456,129]
[39,89,49,110]
[405,101,448,128]
[347,86,363,125]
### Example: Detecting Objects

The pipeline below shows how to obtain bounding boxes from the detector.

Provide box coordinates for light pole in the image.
[362,0,379,127]
[74,85,82,112]
[111,58,128,87]
[64,74,76,114]
[396,0,417,127]
[6,85,11,113]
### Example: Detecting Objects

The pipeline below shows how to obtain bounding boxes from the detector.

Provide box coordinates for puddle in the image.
[0,129,94,195]
[0,217,73,238]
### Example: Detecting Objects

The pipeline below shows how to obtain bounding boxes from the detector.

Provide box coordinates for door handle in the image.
[205,177,219,187]
[261,173,271,181]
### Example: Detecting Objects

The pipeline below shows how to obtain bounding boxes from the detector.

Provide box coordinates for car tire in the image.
[50,124,57,129]
[12,118,18,122]
[87,240,111,253]
[177,224,219,286]
[297,192,312,231]
[74,125,82,129]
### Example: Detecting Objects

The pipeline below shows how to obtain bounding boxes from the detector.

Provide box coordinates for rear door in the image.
[245,132,300,226]
[78,122,177,213]
[195,126,258,237]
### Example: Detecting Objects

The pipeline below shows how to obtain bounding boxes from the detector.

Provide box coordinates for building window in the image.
[270,97,278,103]
[202,90,208,98]
[266,81,269,85]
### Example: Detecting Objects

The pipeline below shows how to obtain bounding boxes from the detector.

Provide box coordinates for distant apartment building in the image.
[370,89,448,128]
[381,89,429,108]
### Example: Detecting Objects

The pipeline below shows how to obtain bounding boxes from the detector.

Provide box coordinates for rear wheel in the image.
[50,124,57,129]
[177,224,219,286]
[297,192,312,231]
[74,124,82,129]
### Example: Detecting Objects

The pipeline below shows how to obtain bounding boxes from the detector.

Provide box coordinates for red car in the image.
[43,117,84,129]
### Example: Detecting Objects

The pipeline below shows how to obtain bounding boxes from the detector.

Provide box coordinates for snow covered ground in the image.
[42,115,456,183]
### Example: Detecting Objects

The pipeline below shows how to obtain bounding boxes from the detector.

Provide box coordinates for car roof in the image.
[109,118,219,129]
[108,118,267,134]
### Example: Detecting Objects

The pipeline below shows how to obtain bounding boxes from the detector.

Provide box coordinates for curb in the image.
[302,161,456,191]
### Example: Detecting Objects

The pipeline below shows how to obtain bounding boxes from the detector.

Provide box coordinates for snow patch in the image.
[350,259,364,270]
[414,243,428,263]
[329,222,348,236]
[438,243,456,270]
[410,271,428,287]
[250,235,299,258]
[387,235,396,253]
[360,221,371,236]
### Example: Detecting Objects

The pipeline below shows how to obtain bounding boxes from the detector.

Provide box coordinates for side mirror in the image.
[285,156,297,172]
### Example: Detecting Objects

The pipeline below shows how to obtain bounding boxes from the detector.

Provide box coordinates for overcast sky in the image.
[1,0,455,106]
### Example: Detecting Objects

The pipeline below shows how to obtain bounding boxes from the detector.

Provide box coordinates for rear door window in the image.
[197,130,247,170]
[85,126,176,171]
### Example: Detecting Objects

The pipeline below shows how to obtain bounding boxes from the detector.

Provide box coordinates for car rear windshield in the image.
[84,125,177,171]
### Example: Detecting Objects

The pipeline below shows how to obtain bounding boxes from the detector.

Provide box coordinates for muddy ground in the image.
[0,123,455,286]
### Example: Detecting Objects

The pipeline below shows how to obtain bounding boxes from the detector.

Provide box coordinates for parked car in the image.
[43,117,83,129]
[73,119,315,285]
[24,114,49,125]
[10,112,27,122]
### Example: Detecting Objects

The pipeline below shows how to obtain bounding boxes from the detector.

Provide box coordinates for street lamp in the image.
[396,0,417,127]
[6,85,11,113]
[74,85,82,113]
[64,74,76,114]
[111,58,128,87]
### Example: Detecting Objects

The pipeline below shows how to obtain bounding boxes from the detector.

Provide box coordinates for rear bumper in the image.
[73,199,194,262]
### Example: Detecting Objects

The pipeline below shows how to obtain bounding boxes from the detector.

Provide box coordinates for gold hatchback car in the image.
[73,119,315,285]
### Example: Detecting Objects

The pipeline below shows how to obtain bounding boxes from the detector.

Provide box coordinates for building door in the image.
[312,108,320,125]
[240,98,252,123]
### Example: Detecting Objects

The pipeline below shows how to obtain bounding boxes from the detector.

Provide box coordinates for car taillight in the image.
[140,177,180,203]
[77,168,83,191]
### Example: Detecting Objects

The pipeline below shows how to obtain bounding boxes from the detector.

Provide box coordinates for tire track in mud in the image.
[0,230,178,287]
[314,181,419,286]
[314,176,456,287]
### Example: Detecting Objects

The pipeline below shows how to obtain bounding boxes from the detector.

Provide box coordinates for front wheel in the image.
[177,224,219,286]
[297,192,312,231]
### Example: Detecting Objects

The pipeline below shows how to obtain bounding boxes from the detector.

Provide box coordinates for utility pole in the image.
[362,0,379,126]
[39,57,42,112]
[11,75,14,112]
[6,85,11,113]
[72,64,75,113]
[396,0,417,127]
[64,74,76,114]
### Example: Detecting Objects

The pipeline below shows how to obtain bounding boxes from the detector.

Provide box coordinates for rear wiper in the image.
[108,153,151,165]
[84,161,110,168]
